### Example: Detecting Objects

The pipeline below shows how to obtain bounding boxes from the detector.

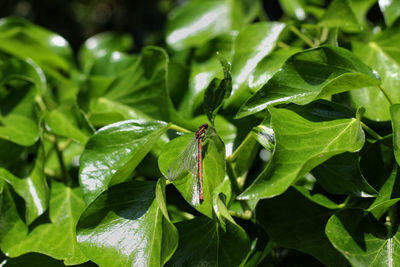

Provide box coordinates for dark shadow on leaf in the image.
[77,181,156,229]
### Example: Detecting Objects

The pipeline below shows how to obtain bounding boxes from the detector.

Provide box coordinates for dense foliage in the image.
[1,0,400,266]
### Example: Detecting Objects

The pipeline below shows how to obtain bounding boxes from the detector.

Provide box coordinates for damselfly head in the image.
[196,123,209,139]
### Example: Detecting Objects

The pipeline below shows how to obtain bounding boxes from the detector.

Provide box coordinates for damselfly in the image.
[166,123,209,205]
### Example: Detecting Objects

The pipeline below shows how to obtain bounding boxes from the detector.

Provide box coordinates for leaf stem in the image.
[169,124,191,133]
[360,122,383,140]
[289,25,315,48]
[34,95,47,111]
[379,85,394,105]
[229,209,252,220]
[227,132,254,162]
[54,137,72,186]
[277,41,291,49]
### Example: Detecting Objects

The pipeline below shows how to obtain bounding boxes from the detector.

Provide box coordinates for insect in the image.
[166,123,209,205]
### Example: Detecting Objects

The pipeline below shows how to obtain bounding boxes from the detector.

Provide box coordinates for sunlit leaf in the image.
[0,181,87,265]
[326,208,400,266]
[158,127,225,217]
[239,101,365,200]
[79,120,168,204]
[237,45,380,118]
[77,180,178,267]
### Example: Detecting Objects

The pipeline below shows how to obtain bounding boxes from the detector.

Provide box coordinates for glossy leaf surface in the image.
[86,47,184,127]
[326,208,400,266]
[166,0,232,50]
[237,45,380,118]
[228,22,286,106]
[204,56,232,125]
[256,188,349,266]
[0,181,87,265]
[0,144,48,224]
[239,102,365,200]
[79,120,168,204]
[391,104,400,165]
[350,22,400,121]
[158,127,226,217]
[77,180,178,267]
[319,0,361,32]
[312,152,377,197]
[0,17,75,80]
[166,215,250,267]
[379,0,400,26]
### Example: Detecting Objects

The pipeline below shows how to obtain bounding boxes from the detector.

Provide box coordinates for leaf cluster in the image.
[1,0,400,266]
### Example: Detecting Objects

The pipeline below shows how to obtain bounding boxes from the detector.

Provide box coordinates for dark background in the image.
[0,0,287,53]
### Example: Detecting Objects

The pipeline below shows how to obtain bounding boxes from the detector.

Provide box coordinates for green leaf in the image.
[1,253,66,267]
[368,167,400,219]
[0,86,39,147]
[237,45,380,118]
[391,104,400,165]
[166,0,233,50]
[350,22,400,121]
[79,120,168,204]
[44,104,93,145]
[79,32,134,74]
[379,0,400,26]
[293,185,343,209]
[179,33,235,118]
[0,53,46,93]
[312,152,377,197]
[326,208,400,266]
[0,144,48,225]
[319,0,361,32]
[166,215,250,266]
[0,181,87,265]
[77,180,178,267]
[0,17,75,81]
[278,0,306,20]
[204,56,232,125]
[86,46,185,127]
[228,22,286,106]
[256,188,349,266]
[238,101,365,200]
[158,127,226,217]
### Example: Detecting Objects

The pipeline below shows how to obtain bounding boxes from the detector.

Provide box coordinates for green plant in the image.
[0,0,400,266]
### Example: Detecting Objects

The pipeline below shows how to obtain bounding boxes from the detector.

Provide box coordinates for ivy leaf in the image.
[256,188,349,266]
[278,0,306,20]
[237,45,380,118]
[367,167,400,220]
[379,0,400,27]
[326,208,400,266]
[78,32,134,74]
[319,0,361,32]
[44,104,93,145]
[228,22,286,107]
[166,0,232,50]
[0,53,46,93]
[350,22,400,121]
[312,152,377,197]
[76,180,178,267]
[158,127,225,217]
[0,143,48,225]
[0,56,41,147]
[0,181,87,265]
[86,47,187,127]
[204,56,232,125]
[0,17,76,82]
[391,104,400,165]
[166,214,250,266]
[238,101,365,200]
[79,120,168,204]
